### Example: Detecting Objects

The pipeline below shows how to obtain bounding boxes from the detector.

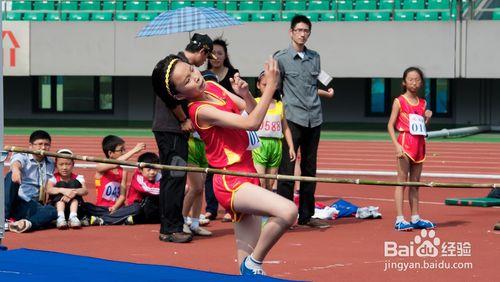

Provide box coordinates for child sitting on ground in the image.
[82,135,145,225]
[125,152,161,224]
[47,149,88,229]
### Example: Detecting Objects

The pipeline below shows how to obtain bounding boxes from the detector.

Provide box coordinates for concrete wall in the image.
[24,21,499,78]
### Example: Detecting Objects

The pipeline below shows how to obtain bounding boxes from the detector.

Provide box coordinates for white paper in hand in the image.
[318,70,333,86]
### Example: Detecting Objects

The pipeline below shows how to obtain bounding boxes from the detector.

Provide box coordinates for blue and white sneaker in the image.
[395,221,413,231]
[240,256,266,275]
[411,219,436,230]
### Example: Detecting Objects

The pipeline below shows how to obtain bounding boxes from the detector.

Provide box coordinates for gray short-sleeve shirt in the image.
[275,45,322,128]
[10,153,55,202]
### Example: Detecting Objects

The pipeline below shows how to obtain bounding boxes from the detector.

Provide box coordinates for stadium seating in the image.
[368,11,391,21]
[12,0,32,10]
[343,11,366,21]
[262,1,281,11]
[46,11,63,20]
[102,1,125,10]
[416,11,439,21]
[23,11,45,20]
[126,1,146,10]
[355,0,376,10]
[33,1,56,11]
[67,12,91,21]
[60,0,78,10]
[320,11,338,21]
[228,11,250,21]
[115,11,136,20]
[1,0,486,22]
[308,0,329,10]
[285,0,306,11]
[493,9,500,20]
[137,11,159,20]
[148,1,168,11]
[239,1,259,11]
[252,11,276,21]
[92,12,114,21]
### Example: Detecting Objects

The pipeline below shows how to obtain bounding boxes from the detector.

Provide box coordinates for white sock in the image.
[69,213,78,219]
[245,254,263,270]
[191,218,200,230]
[396,216,405,223]
[184,216,188,223]
[411,215,420,223]
[57,212,65,218]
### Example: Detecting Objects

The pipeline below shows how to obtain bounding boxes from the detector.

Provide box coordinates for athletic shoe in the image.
[90,216,104,226]
[190,226,212,236]
[125,216,134,225]
[395,221,413,231]
[159,232,193,243]
[494,222,500,231]
[199,214,210,226]
[80,216,90,227]
[411,219,436,230]
[240,256,266,275]
[183,223,193,234]
[222,213,232,222]
[8,219,32,233]
[56,217,68,230]
[68,217,81,229]
[299,218,330,229]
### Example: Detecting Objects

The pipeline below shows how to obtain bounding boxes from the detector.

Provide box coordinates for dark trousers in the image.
[81,202,141,225]
[134,196,160,224]
[277,120,321,224]
[204,172,219,216]
[154,131,188,234]
[4,172,57,230]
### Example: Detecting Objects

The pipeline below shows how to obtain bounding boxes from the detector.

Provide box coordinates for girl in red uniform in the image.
[152,55,297,276]
[388,67,435,231]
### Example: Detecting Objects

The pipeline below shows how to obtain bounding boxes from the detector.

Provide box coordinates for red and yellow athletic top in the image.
[188,81,253,170]
[395,95,426,132]
[95,167,123,207]
[394,95,427,163]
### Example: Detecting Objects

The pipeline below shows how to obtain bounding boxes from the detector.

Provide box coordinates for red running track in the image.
[3,136,499,281]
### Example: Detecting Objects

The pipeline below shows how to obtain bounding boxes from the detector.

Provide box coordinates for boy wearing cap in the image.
[152,33,216,243]
[46,149,88,229]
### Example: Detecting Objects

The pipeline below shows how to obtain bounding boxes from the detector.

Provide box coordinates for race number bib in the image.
[409,114,426,136]
[257,114,283,138]
[102,181,120,201]
[246,130,261,150]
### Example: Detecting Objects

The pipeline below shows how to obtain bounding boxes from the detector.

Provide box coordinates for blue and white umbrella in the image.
[137,7,242,37]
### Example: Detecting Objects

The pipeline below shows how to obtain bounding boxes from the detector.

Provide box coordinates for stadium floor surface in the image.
[2,135,499,281]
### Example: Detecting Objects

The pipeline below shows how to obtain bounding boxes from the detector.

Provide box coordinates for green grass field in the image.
[5,127,500,143]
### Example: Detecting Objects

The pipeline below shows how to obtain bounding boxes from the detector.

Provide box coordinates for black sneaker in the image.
[298,218,330,229]
[494,222,500,231]
[159,232,193,243]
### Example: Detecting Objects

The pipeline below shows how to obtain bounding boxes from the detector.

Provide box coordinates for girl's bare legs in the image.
[395,156,411,217]
[234,214,261,264]
[254,163,267,189]
[409,163,423,218]
[266,167,278,191]
[183,171,205,219]
[233,183,298,262]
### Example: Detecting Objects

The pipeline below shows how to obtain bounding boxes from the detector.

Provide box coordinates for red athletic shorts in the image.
[398,132,426,163]
[212,165,260,223]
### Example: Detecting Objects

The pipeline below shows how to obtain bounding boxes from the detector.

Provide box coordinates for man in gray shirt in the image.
[275,15,334,229]
[5,130,57,233]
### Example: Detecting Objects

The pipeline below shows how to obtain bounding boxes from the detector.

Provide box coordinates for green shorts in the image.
[188,137,209,168]
[252,137,282,168]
